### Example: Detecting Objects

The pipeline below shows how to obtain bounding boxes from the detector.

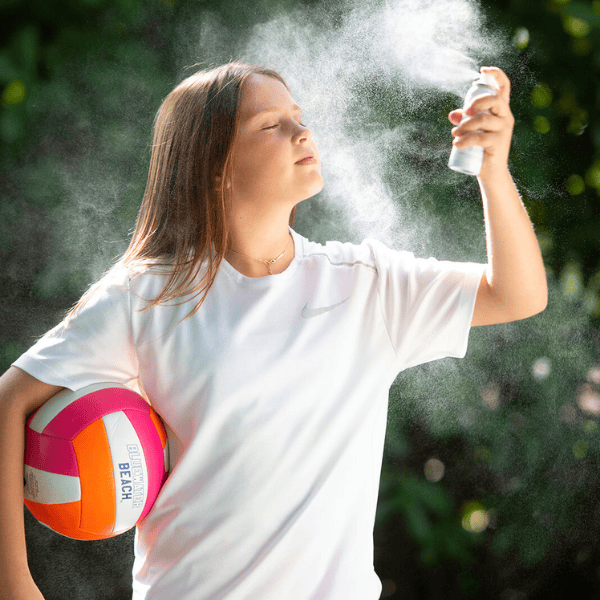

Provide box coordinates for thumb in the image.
[448,109,463,125]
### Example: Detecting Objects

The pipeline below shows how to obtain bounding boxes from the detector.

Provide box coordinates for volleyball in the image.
[23,383,169,541]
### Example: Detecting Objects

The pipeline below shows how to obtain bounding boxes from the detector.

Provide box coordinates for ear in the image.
[214,175,232,190]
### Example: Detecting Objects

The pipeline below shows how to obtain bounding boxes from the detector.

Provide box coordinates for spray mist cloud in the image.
[186,0,507,252]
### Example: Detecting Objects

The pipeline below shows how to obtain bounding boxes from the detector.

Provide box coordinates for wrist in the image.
[477,164,512,188]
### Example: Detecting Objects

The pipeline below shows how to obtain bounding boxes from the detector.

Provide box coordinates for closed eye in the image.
[261,119,306,131]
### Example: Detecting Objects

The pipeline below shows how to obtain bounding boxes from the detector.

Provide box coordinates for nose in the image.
[292,123,311,145]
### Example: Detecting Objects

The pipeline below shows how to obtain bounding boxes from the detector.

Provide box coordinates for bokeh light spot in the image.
[586,163,600,190]
[584,420,597,434]
[2,80,26,105]
[424,458,445,482]
[577,384,600,415]
[533,116,550,134]
[564,17,590,38]
[461,501,490,533]
[531,83,552,108]
[573,440,588,459]
[583,291,600,318]
[587,366,600,385]
[532,357,551,380]
[481,384,500,409]
[567,109,589,135]
[566,174,585,195]
[512,27,529,49]
[559,261,583,300]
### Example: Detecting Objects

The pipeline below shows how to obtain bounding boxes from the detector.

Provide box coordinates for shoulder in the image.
[297,234,397,273]
[67,258,175,317]
[297,233,421,276]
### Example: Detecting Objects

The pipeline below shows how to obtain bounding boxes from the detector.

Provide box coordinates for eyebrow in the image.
[247,104,302,121]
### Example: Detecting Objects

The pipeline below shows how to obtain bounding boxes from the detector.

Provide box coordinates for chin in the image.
[289,174,324,206]
[305,175,324,199]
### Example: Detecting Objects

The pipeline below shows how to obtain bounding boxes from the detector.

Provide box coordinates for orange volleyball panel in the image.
[149,409,167,448]
[72,418,116,536]
[25,499,81,535]
[70,526,120,541]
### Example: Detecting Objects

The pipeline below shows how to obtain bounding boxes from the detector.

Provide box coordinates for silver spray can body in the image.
[448,72,499,176]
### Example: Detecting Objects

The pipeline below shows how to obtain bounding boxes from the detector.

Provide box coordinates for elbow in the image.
[533,279,549,316]
[538,287,549,314]
[513,285,548,321]
[527,295,547,319]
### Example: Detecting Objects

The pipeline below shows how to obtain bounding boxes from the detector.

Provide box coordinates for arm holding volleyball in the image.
[0,366,63,600]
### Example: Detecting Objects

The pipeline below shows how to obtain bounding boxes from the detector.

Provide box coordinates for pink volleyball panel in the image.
[43,387,151,440]
[24,430,79,477]
[123,409,168,521]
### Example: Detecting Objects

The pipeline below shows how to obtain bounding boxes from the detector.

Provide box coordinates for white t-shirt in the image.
[14,229,485,600]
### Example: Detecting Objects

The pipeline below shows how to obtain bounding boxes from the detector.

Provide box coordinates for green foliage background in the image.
[1,0,599,598]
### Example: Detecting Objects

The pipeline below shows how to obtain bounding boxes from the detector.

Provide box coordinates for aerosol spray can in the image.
[448,72,500,176]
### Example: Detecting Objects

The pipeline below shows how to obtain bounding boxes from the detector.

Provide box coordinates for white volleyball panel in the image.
[24,465,81,504]
[28,383,129,434]
[102,411,149,532]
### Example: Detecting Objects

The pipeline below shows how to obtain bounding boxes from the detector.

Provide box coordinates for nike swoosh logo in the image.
[301,297,351,318]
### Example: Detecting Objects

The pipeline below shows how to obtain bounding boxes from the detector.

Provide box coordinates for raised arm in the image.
[0,366,63,600]
[449,67,548,327]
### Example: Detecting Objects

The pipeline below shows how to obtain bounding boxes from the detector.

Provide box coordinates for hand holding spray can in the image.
[448,72,500,176]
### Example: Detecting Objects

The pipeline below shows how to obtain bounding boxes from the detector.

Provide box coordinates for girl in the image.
[0,61,547,600]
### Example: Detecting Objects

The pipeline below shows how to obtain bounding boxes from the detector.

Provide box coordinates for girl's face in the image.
[229,74,323,214]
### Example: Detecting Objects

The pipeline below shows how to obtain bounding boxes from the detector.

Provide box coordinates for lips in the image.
[295,155,316,165]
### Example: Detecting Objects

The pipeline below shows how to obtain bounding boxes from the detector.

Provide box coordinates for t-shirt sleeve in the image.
[12,267,139,392]
[366,239,486,371]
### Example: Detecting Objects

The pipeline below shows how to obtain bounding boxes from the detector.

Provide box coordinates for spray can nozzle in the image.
[475,72,500,90]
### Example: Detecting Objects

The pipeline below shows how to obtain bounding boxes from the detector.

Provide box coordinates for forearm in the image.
[0,402,34,590]
[478,167,548,319]
[0,367,60,599]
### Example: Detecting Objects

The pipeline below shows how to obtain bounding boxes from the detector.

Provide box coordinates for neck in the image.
[225,213,294,278]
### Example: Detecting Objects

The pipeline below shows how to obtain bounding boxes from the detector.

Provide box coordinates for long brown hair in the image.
[68,61,294,320]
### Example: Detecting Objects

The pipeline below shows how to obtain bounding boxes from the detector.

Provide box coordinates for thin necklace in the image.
[227,235,292,275]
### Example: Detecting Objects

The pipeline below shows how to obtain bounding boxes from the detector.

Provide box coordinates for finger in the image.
[452,112,506,136]
[448,109,463,125]
[451,130,503,150]
[466,94,512,118]
[480,66,511,104]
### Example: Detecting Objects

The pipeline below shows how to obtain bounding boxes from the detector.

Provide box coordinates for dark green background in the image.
[1,0,599,598]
